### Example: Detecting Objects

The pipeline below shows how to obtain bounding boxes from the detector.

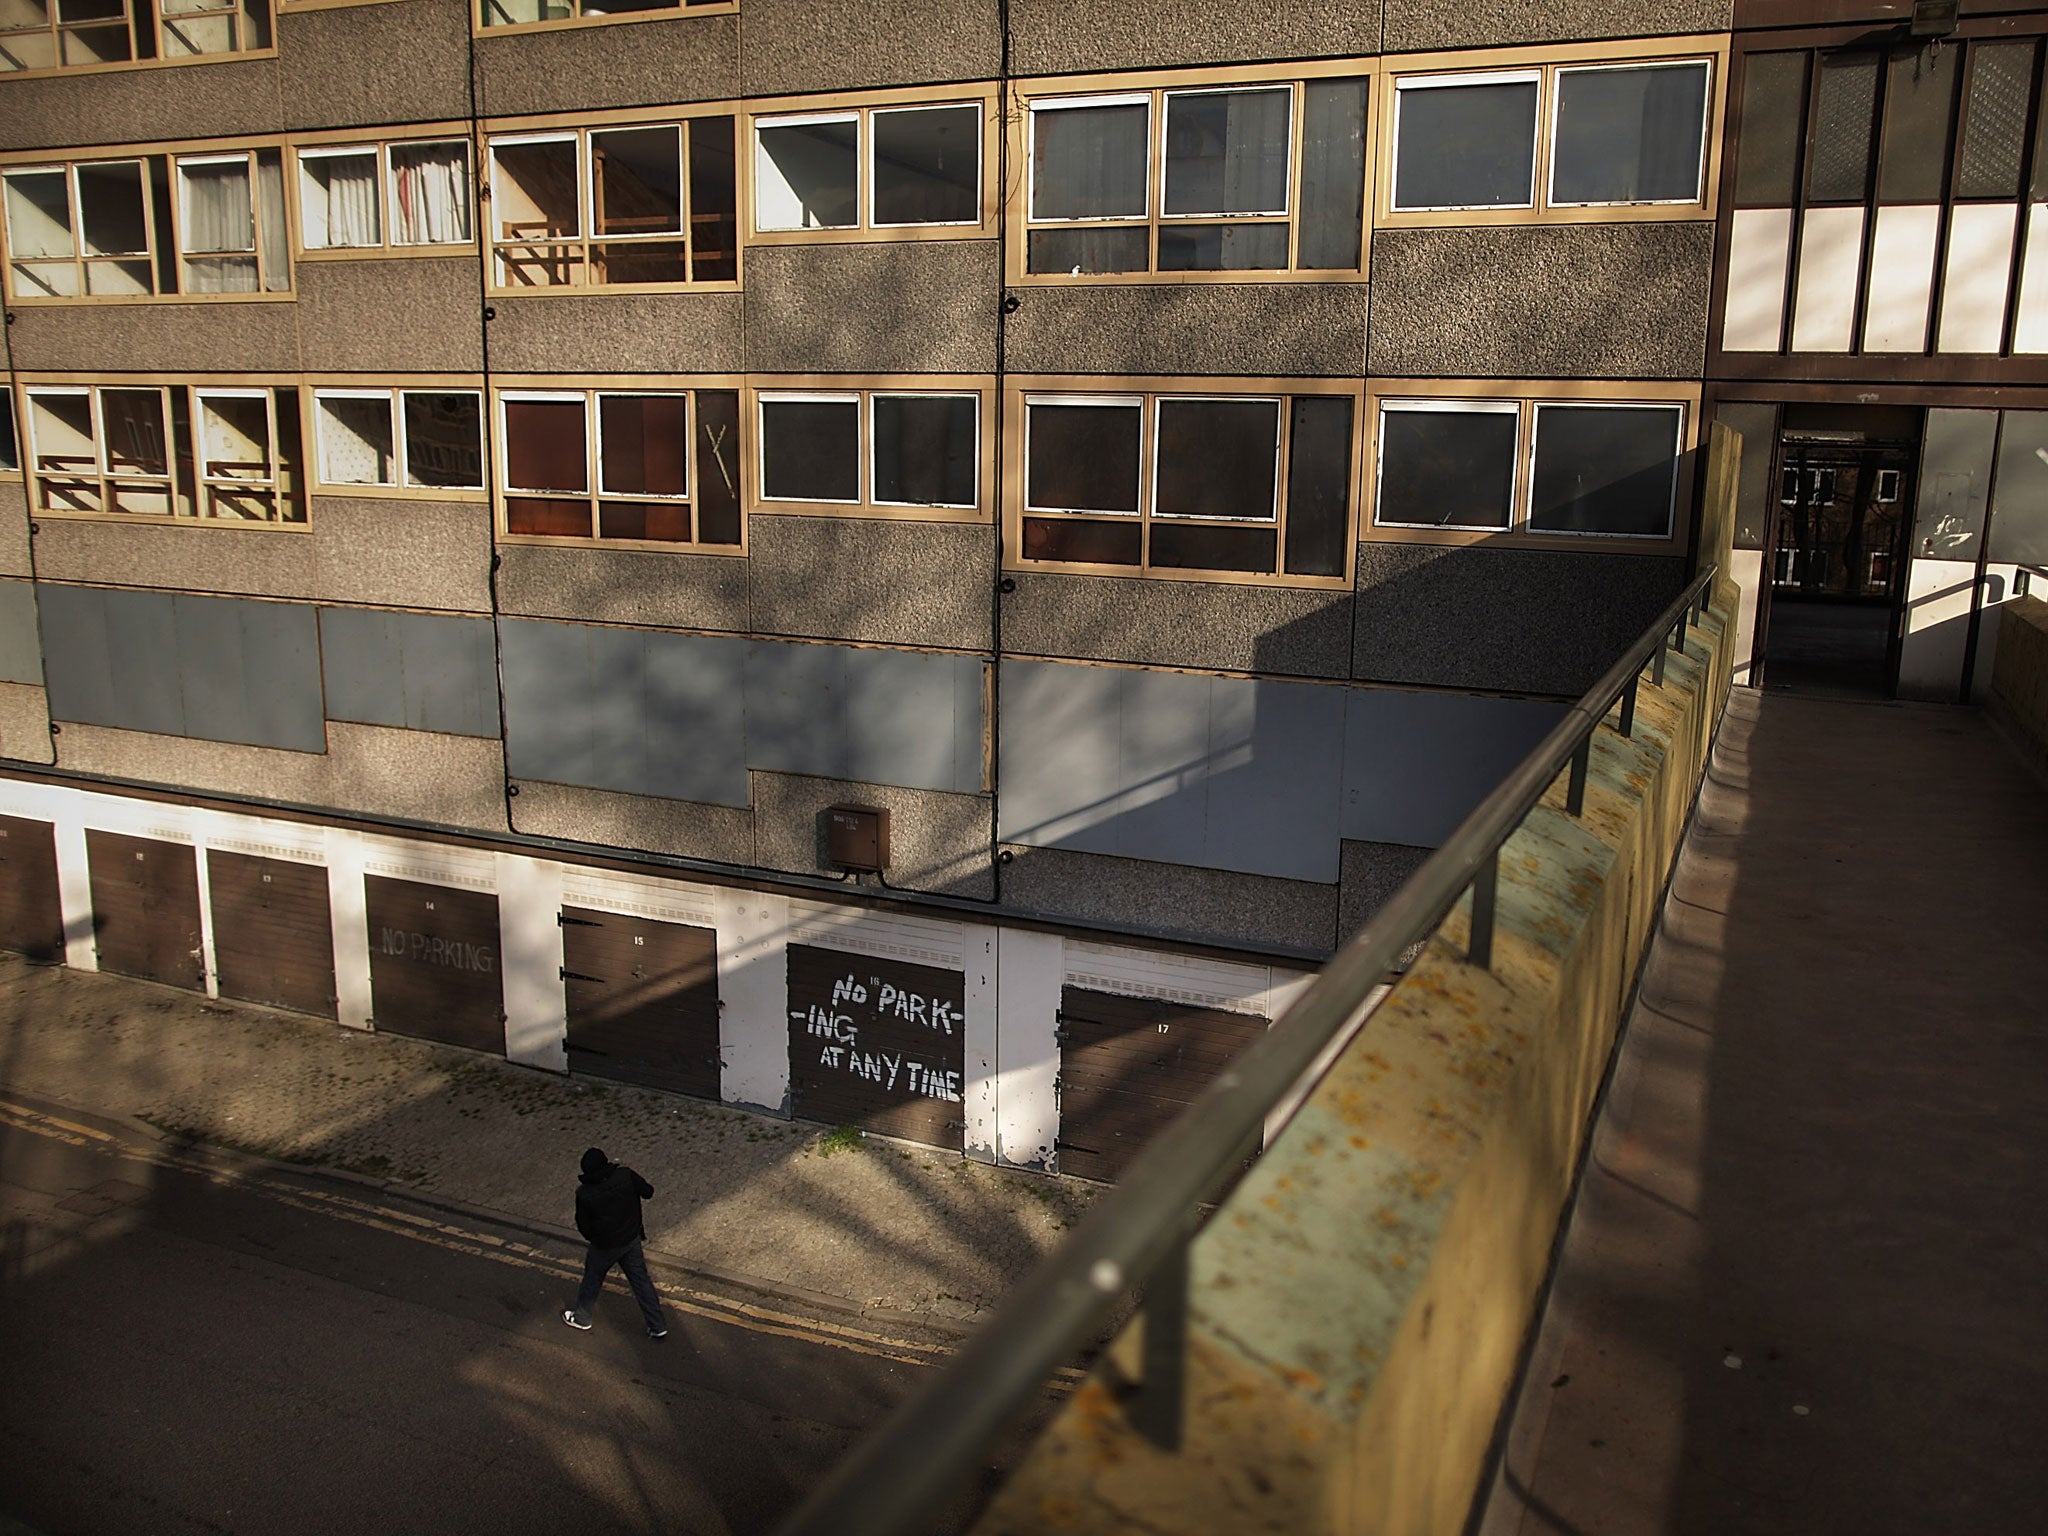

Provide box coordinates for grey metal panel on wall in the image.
[319,608,499,738]
[743,640,844,778]
[843,647,984,794]
[1341,689,1569,850]
[34,586,116,727]
[644,628,750,804]
[499,619,586,786]
[0,581,42,686]
[999,658,1345,883]
[171,593,252,747]
[105,591,184,740]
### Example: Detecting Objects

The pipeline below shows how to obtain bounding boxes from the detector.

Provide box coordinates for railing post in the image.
[1652,642,1666,688]
[1468,849,1498,970]
[1566,737,1590,817]
[1136,1238,1191,1451]
[1620,675,1638,737]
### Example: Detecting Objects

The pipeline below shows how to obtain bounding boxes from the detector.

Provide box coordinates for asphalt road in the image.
[0,1095,949,1536]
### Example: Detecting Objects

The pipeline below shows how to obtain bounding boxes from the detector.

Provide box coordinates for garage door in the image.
[208,851,337,1019]
[562,906,720,1099]
[787,943,966,1150]
[365,874,503,1053]
[87,830,204,991]
[0,814,64,962]
[1056,987,1269,1183]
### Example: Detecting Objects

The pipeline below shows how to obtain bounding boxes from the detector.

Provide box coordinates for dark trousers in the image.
[571,1238,665,1330]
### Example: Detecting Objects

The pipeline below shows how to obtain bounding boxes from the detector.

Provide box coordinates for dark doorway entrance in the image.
[1756,413,1919,698]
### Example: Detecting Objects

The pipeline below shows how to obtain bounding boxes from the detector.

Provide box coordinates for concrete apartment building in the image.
[0,0,2041,1178]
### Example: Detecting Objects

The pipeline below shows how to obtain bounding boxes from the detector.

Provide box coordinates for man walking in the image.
[563,1146,669,1338]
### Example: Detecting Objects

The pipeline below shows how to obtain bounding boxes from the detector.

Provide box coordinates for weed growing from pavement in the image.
[813,1124,864,1158]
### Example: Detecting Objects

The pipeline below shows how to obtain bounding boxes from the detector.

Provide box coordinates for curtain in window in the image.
[180,160,257,292]
[391,143,472,245]
[257,150,288,291]
[309,155,379,248]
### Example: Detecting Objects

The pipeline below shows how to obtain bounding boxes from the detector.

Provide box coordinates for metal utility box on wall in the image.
[826,806,890,872]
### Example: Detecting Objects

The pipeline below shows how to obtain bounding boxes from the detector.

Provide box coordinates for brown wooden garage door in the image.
[87,830,204,991]
[207,851,337,1019]
[365,874,503,1053]
[562,906,720,1099]
[1056,987,1269,1183]
[0,814,64,962]
[787,943,966,1150]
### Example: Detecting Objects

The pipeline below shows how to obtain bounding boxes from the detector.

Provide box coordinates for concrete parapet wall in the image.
[973,582,1737,1536]
[1989,596,2048,784]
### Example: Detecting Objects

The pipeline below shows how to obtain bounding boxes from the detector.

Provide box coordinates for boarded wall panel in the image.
[1938,203,2018,354]
[787,941,965,1149]
[842,648,983,793]
[1723,207,1792,353]
[35,585,118,727]
[1863,205,1939,354]
[642,630,749,804]
[562,905,720,1099]
[173,594,251,747]
[1790,206,1864,353]
[86,829,203,991]
[500,618,589,784]
[364,873,503,1053]
[104,590,185,739]
[207,850,337,1018]
[319,607,497,739]
[0,580,43,686]
[1342,690,1569,848]
[744,639,847,779]
[0,813,64,961]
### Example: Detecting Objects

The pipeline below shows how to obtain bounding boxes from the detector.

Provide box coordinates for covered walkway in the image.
[1484,688,2048,1535]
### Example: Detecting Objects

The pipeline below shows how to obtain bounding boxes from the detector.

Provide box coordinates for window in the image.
[752,384,984,517]
[313,388,484,491]
[1373,392,1687,543]
[486,117,737,289]
[751,99,985,237]
[1018,70,1370,279]
[0,0,272,71]
[0,388,18,473]
[297,138,474,253]
[22,382,305,523]
[2,159,156,297]
[477,0,731,32]
[1387,52,1713,217]
[495,384,742,548]
[176,149,289,292]
[1010,382,1356,581]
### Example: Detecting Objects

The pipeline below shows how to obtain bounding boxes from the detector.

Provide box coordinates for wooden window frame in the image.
[308,380,488,500]
[1007,58,1379,288]
[745,375,995,524]
[745,85,999,246]
[0,385,18,480]
[1362,377,1700,554]
[1,155,164,300]
[471,0,736,41]
[0,0,276,78]
[1000,374,1364,589]
[290,128,479,263]
[1375,34,1729,230]
[490,375,746,554]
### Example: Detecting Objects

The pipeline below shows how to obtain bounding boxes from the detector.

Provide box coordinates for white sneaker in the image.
[563,1309,592,1330]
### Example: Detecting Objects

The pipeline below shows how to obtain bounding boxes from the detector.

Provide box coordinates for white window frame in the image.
[396,388,485,490]
[867,103,984,230]
[1389,69,1543,214]
[755,389,863,505]
[2,158,159,299]
[1021,393,1145,515]
[1373,398,1523,531]
[497,388,590,496]
[1525,399,1684,540]
[296,144,382,251]
[487,132,585,287]
[593,388,693,508]
[385,137,475,248]
[1148,393,1283,522]
[1025,94,1153,224]
[1158,84,1295,222]
[1545,58,1713,209]
[313,386,396,486]
[192,385,283,519]
[752,111,860,233]
[866,389,981,509]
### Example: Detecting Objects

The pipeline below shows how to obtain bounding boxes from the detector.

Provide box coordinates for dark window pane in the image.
[1285,395,1353,577]
[756,118,857,230]
[504,398,587,494]
[1810,52,1879,202]
[873,104,980,225]
[101,388,168,478]
[873,394,976,507]
[1031,101,1148,220]
[1163,87,1291,216]
[592,126,681,235]
[1376,407,1517,530]
[1298,78,1368,271]
[688,115,738,282]
[599,501,693,542]
[1025,401,1140,513]
[1529,405,1681,537]
[1026,224,1149,274]
[1393,78,1538,209]
[593,240,690,284]
[1987,410,2048,566]
[1959,41,2034,200]
[0,392,16,474]
[1552,62,1709,204]
[599,394,687,497]
[760,396,859,502]
[493,139,579,241]
[1734,52,1809,205]
[76,160,149,255]
[1156,222,1288,271]
[696,390,742,544]
[1150,523,1276,573]
[403,392,482,489]
[1021,516,1141,565]
[1155,398,1278,521]
[1879,44,1960,203]
[507,496,591,537]
[273,387,305,523]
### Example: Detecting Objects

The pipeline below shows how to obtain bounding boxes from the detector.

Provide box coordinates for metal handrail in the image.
[777,563,1723,1536]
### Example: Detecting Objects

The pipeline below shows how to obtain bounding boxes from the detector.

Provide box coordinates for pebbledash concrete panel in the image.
[1382,0,1728,52]
[752,770,995,898]
[294,259,486,375]
[0,580,43,686]
[279,0,474,131]
[310,498,495,615]
[1003,283,1369,379]
[746,517,995,651]
[0,58,281,152]
[483,292,743,375]
[739,0,999,95]
[1337,838,1435,946]
[472,12,740,117]
[1341,688,1569,848]
[998,842,1338,955]
[0,484,31,580]
[999,658,1348,884]
[1006,0,1380,75]
[1354,544,1689,695]
[318,608,500,739]
[0,682,52,764]
[30,520,319,602]
[4,301,301,376]
[742,242,1000,376]
[1001,572,1353,680]
[508,778,755,867]
[1366,224,1715,380]
[496,543,750,634]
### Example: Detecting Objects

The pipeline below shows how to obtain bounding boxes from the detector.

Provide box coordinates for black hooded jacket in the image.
[575,1161,654,1249]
